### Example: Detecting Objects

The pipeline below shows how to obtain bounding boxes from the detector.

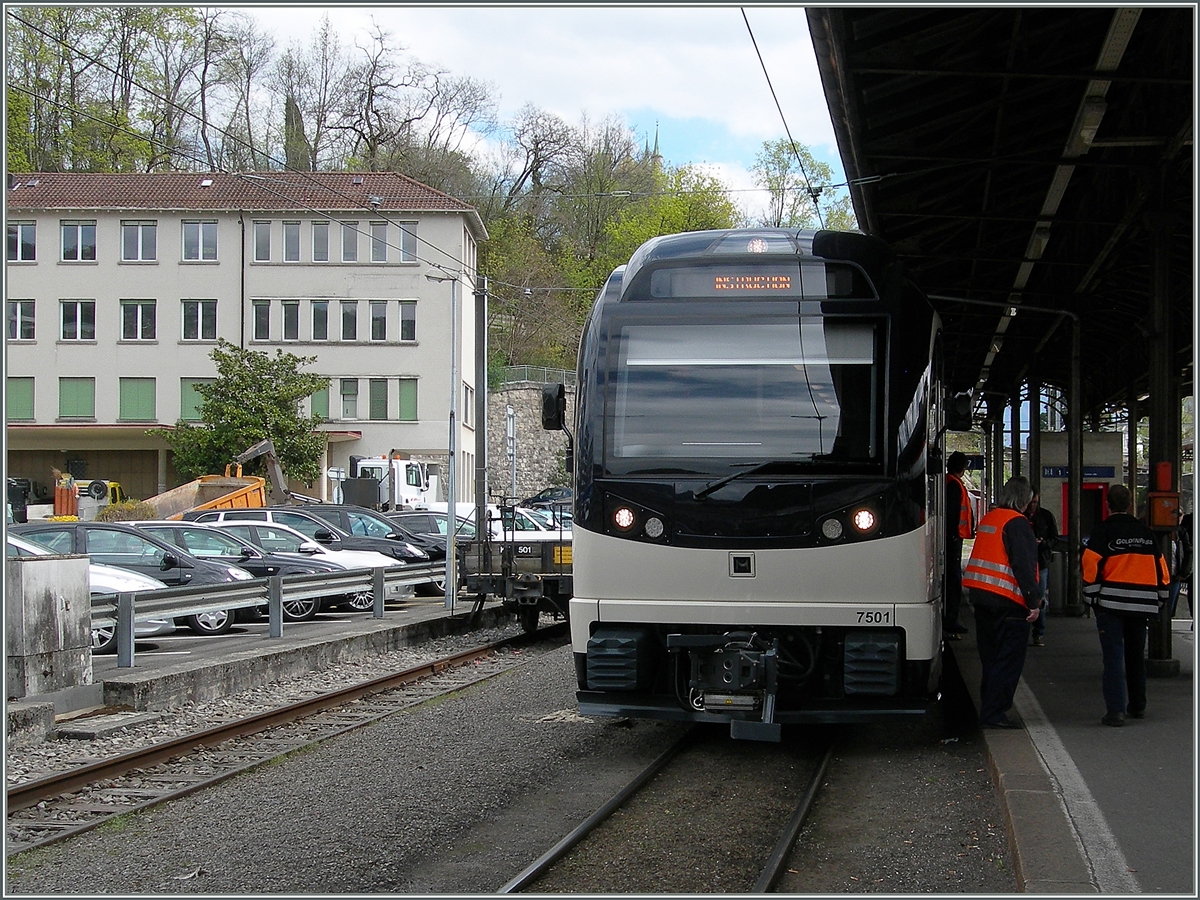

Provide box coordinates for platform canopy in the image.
[808,7,1193,420]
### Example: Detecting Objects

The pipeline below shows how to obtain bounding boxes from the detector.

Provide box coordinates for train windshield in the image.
[606,312,882,476]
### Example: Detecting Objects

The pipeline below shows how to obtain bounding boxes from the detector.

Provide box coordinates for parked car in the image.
[524,504,572,532]
[10,521,253,636]
[197,518,414,611]
[291,504,459,595]
[520,486,572,508]
[387,510,478,541]
[130,521,344,621]
[182,507,430,565]
[7,532,175,652]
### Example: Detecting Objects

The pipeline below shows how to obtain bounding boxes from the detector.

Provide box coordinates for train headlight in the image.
[644,516,665,539]
[613,506,637,531]
[820,518,844,540]
[852,508,878,533]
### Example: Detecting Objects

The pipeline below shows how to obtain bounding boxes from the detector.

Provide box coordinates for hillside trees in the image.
[752,137,856,230]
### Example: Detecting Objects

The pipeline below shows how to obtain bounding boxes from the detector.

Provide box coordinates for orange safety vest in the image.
[962,508,1030,607]
[947,473,975,539]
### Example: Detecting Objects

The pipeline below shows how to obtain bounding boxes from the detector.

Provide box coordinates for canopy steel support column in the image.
[1147,165,1179,675]
[1010,391,1022,478]
[1066,314,1084,615]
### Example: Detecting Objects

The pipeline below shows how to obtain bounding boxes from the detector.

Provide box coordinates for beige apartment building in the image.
[5,171,486,504]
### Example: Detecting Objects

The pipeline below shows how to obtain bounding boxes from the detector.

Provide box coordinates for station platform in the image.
[953,599,1195,894]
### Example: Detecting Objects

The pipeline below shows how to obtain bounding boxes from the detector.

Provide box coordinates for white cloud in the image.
[246,4,838,172]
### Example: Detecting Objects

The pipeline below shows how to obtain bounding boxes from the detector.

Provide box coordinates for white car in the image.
[426,503,572,542]
[204,520,413,610]
[7,533,175,652]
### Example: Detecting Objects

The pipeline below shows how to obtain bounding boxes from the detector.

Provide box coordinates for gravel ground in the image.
[6,641,1016,895]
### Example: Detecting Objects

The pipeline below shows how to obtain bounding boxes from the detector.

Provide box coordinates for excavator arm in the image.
[230,439,294,504]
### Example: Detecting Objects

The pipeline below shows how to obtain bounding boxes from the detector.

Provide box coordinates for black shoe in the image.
[982,717,1020,729]
[947,622,969,634]
[1127,709,1145,719]
[1101,713,1126,727]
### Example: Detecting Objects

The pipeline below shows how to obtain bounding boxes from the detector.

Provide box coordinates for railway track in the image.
[6,623,569,856]
[500,725,838,893]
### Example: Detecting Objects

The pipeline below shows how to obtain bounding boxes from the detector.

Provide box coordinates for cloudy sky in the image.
[245,4,844,220]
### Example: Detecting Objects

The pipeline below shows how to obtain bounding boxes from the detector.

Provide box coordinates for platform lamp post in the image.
[426,269,459,613]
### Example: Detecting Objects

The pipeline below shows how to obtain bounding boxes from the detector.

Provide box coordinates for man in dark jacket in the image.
[1082,484,1171,727]
[1025,485,1058,647]
[963,476,1040,729]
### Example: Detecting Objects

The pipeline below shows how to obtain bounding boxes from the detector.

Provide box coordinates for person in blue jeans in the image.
[1025,486,1058,647]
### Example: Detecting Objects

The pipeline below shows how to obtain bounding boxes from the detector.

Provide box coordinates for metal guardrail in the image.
[91,562,444,667]
[499,365,577,387]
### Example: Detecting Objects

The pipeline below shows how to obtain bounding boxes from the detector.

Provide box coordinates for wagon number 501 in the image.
[856,610,891,624]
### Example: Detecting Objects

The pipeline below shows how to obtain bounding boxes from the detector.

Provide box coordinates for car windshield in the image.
[171,527,249,557]
[344,510,397,538]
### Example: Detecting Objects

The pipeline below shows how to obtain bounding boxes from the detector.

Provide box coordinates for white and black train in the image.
[542,228,965,741]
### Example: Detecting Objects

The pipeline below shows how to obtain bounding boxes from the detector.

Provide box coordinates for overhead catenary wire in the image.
[741,7,825,228]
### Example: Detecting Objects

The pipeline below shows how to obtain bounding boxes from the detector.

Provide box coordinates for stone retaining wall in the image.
[485,382,575,502]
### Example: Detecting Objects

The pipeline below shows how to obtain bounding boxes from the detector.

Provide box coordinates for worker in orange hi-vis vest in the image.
[943,451,976,638]
[963,476,1040,729]
[1082,483,1171,727]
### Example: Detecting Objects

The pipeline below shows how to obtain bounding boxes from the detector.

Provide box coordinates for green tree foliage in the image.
[752,137,857,231]
[149,340,329,485]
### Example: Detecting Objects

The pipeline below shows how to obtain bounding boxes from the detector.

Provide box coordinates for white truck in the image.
[348,453,441,511]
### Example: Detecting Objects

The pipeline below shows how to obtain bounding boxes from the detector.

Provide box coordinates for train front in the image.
[568,229,942,741]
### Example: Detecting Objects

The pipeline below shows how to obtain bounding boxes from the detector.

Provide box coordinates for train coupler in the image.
[667,631,783,742]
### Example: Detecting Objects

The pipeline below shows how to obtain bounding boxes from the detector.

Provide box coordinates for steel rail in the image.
[497,728,697,893]
[752,732,837,892]
[8,622,567,814]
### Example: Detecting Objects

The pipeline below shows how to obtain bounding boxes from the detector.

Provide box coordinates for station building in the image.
[5,170,487,504]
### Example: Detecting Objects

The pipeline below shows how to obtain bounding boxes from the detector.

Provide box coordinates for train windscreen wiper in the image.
[693,458,807,501]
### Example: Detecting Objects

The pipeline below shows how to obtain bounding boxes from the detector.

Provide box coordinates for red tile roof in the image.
[6,171,486,237]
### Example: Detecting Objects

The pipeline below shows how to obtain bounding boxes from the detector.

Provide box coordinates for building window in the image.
[370,300,387,341]
[59,377,95,418]
[282,301,299,341]
[61,220,96,261]
[60,300,96,341]
[182,220,218,260]
[182,299,217,341]
[369,378,388,420]
[7,377,34,420]
[310,386,329,420]
[121,220,157,261]
[120,300,156,341]
[7,300,34,341]
[283,222,301,262]
[253,300,270,340]
[399,378,418,421]
[312,300,329,341]
[341,300,357,341]
[463,383,474,427]
[118,377,156,421]
[180,378,214,421]
[340,378,358,419]
[341,222,358,262]
[312,221,329,262]
[7,221,36,261]
[254,221,271,262]
[399,223,417,262]
[400,302,416,341]
[371,222,387,262]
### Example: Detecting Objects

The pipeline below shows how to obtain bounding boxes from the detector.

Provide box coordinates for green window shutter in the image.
[311,387,329,419]
[59,377,95,418]
[7,377,34,420]
[398,378,417,422]
[369,379,388,420]
[181,378,214,421]
[119,378,156,421]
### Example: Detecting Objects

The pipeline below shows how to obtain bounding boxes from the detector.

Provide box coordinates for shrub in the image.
[94,500,158,522]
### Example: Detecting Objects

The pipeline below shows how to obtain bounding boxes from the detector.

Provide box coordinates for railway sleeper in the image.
[577,623,936,741]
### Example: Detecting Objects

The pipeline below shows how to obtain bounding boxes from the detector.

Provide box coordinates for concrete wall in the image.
[5,555,92,699]
[485,382,576,503]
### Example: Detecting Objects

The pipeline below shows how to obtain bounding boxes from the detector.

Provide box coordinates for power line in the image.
[741,7,825,228]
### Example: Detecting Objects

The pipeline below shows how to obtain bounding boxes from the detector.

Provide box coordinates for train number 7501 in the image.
[856,610,891,624]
